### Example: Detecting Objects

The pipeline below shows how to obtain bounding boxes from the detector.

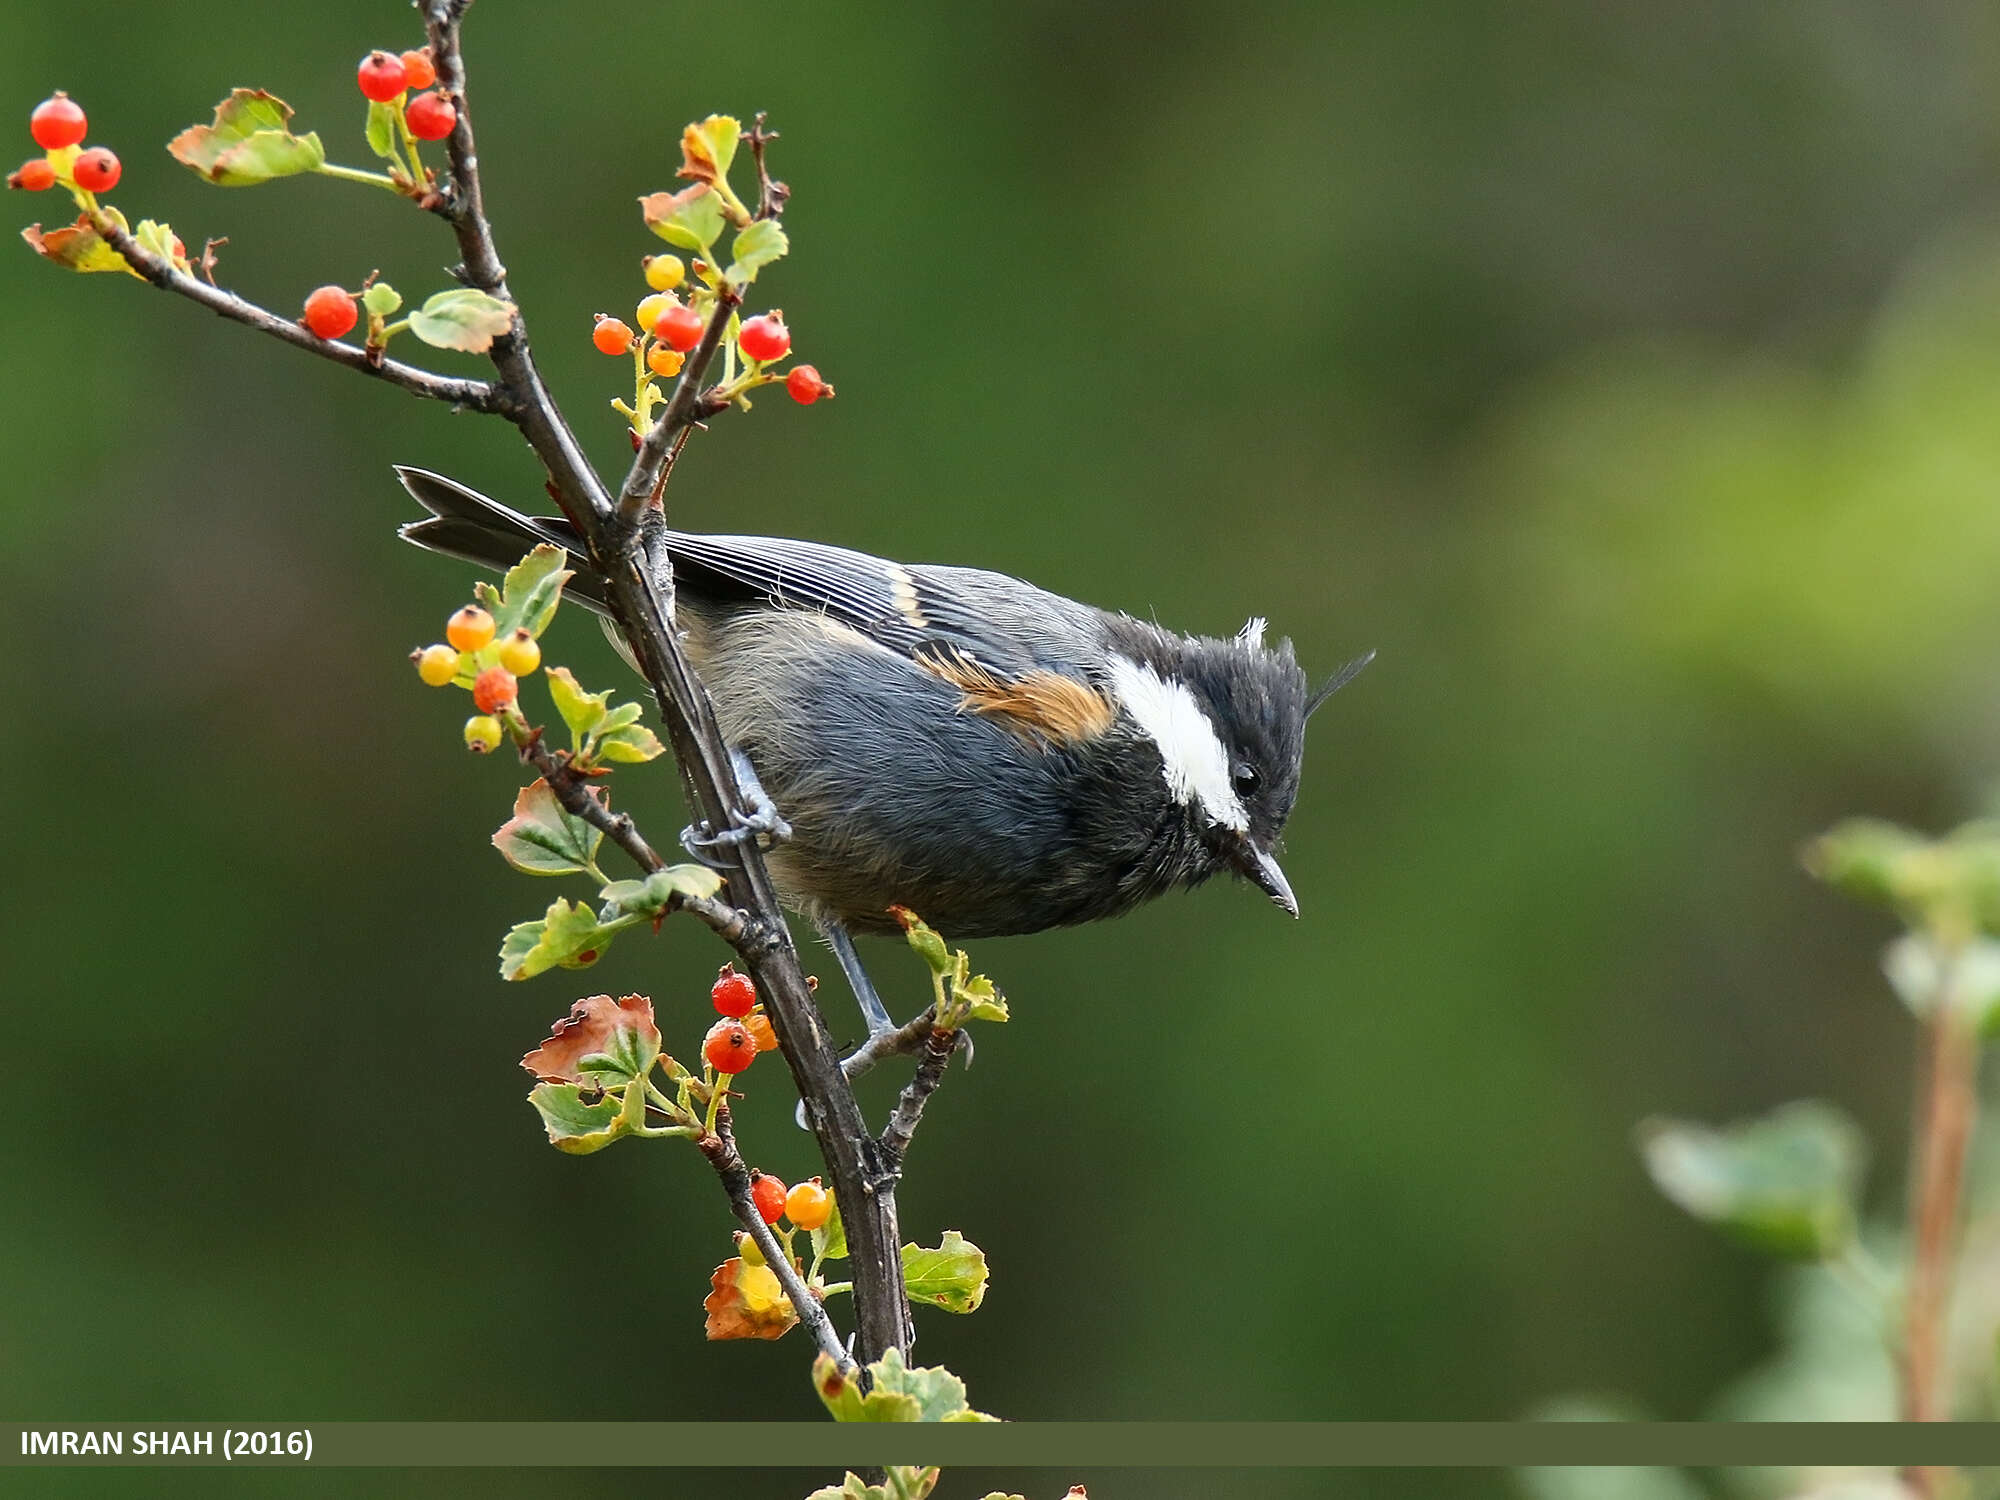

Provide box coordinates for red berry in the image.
[750,1174,787,1225]
[737,313,791,363]
[405,91,457,141]
[652,303,704,352]
[400,49,438,90]
[29,93,86,151]
[9,159,55,191]
[592,315,634,356]
[71,146,119,193]
[301,285,358,340]
[712,965,757,1018]
[471,666,517,714]
[703,1018,757,1075]
[786,365,832,405]
[356,51,409,103]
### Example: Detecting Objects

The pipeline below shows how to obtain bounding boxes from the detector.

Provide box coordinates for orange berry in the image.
[301,285,358,340]
[471,666,517,714]
[592,315,634,356]
[400,48,437,90]
[704,1018,757,1075]
[784,1178,831,1231]
[445,604,494,652]
[741,1013,777,1054]
[647,345,685,379]
[8,159,55,191]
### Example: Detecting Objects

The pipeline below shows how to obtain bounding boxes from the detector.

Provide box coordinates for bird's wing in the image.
[666,531,1120,745]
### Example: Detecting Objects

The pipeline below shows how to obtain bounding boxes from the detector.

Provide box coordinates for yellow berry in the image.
[464,715,504,753]
[647,345,685,379]
[643,253,684,292]
[414,643,460,686]
[446,604,495,652]
[637,292,678,333]
[496,628,541,676]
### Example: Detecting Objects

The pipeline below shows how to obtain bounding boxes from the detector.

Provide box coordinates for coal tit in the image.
[398,468,1369,1030]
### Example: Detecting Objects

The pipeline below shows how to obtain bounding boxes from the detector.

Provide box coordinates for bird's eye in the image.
[1231,763,1261,798]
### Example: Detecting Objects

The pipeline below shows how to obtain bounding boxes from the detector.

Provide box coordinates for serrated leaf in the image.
[678,114,741,187]
[408,287,517,353]
[168,89,327,185]
[133,220,190,273]
[640,183,726,251]
[900,1231,988,1313]
[528,1078,643,1154]
[363,281,402,317]
[957,973,1009,1024]
[364,100,400,163]
[806,1471,945,1500]
[1638,1101,1865,1259]
[812,1348,998,1423]
[492,779,604,878]
[499,896,623,981]
[520,993,661,1085]
[21,214,131,274]
[596,723,666,763]
[599,864,726,920]
[704,1256,798,1340]
[482,544,569,640]
[726,219,789,285]
[546,667,610,748]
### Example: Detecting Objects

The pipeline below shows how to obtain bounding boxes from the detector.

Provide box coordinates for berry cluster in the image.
[745,1174,833,1232]
[700,964,777,1074]
[410,601,543,753]
[596,252,833,437]
[10,93,121,201]
[355,47,457,141]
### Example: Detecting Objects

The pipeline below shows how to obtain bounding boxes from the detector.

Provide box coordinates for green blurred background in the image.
[6,0,2000,1494]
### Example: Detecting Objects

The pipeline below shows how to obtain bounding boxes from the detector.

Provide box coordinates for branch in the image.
[91,215,505,412]
[746,112,791,222]
[880,1025,960,1164]
[700,1097,852,1371]
[842,1010,938,1080]
[1900,993,1979,1439]
[421,0,914,1362]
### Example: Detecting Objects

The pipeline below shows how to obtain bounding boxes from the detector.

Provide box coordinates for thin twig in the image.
[91,216,505,412]
[881,1025,959,1164]
[842,1011,938,1080]
[517,733,662,871]
[701,1098,852,1371]
[614,287,740,526]
[746,113,790,222]
[1901,1006,1979,1426]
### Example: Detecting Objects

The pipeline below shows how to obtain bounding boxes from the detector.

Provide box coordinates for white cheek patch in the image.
[1108,656,1248,831]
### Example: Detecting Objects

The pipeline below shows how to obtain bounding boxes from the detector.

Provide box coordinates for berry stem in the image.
[312,161,403,191]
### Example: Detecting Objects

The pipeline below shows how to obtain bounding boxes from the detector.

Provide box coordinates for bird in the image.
[396,467,1371,1041]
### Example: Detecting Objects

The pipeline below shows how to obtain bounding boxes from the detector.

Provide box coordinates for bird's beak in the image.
[1228,835,1299,918]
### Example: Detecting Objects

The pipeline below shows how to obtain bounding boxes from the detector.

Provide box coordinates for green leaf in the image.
[900,1231,988,1313]
[813,1198,848,1263]
[806,1471,942,1500]
[21,213,131,275]
[474,544,570,640]
[640,184,726,251]
[133,220,189,272]
[679,115,741,186]
[363,100,401,163]
[596,723,666,763]
[1804,817,2000,937]
[812,1348,999,1423]
[408,288,517,353]
[956,973,1009,1024]
[1638,1101,1865,1260]
[492,779,604,877]
[1883,933,2000,1035]
[362,281,402,317]
[167,89,327,185]
[726,219,789,285]
[527,1079,643,1154]
[499,896,625,981]
[547,667,610,748]
[520,993,662,1086]
[893,908,954,976]
[599,864,726,919]
[1512,1399,1709,1500]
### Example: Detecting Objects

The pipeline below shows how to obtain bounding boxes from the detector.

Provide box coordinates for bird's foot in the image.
[679,747,790,868]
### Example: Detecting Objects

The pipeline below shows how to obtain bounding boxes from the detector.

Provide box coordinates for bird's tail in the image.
[394,466,613,615]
